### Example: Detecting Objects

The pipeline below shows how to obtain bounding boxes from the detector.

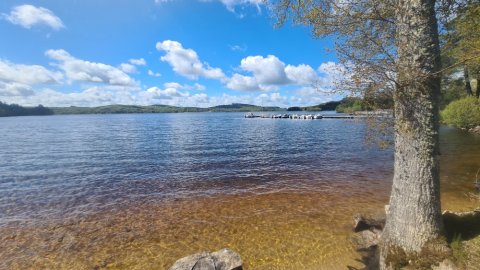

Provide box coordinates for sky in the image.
[0,0,345,108]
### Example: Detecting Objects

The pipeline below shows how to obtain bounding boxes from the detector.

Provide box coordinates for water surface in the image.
[0,113,478,269]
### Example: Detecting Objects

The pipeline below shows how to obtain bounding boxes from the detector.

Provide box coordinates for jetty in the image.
[245,113,364,119]
[244,110,392,120]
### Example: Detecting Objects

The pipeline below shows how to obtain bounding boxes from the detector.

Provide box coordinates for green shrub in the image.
[336,99,363,113]
[441,97,480,129]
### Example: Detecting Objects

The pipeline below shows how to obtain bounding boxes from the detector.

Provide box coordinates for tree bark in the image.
[379,0,445,268]
[464,65,473,96]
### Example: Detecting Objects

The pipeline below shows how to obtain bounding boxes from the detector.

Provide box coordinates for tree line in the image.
[0,102,53,117]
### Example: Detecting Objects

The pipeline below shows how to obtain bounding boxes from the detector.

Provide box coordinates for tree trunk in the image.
[379,0,446,268]
[464,66,473,96]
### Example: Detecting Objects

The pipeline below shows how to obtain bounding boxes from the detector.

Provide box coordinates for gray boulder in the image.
[169,248,242,270]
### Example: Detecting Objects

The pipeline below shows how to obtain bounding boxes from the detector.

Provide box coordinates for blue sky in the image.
[0,0,345,107]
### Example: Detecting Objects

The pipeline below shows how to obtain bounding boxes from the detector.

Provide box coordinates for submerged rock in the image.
[469,126,480,134]
[353,215,385,232]
[169,248,242,270]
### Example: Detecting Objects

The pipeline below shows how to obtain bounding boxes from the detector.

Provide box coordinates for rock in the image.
[169,249,243,270]
[468,126,480,134]
[354,230,382,249]
[353,215,385,232]
[169,252,210,270]
[211,249,243,270]
[192,256,215,270]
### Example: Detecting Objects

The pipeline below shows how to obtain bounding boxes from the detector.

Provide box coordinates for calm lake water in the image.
[0,112,479,269]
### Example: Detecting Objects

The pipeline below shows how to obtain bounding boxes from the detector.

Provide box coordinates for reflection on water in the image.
[0,113,479,269]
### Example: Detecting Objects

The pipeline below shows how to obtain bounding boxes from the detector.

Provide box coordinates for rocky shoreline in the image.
[168,209,480,270]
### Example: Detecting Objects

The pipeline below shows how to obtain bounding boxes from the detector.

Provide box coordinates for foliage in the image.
[335,98,363,113]
[441,1,480,98]
[453,2,480,67]
[287,100,342,111]
[305,100,341,111]
[0,102,53,117]
[441,97,480,129]
[440,73,469,109]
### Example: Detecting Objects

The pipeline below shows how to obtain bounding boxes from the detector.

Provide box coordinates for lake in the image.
[0,112,479,269]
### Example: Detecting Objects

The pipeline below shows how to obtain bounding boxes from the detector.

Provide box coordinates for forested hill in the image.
[0,102,285,117]
[0,102,53,117]
[51,103,284,114]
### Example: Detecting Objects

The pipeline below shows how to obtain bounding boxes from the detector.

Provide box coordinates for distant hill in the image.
[0,102,53,117]
[209,103,283,112]
[287,100,342,112]
[50,104,205,115]
[49,103,284,115]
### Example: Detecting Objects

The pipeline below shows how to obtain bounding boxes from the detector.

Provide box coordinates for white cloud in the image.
[317,61,346,87]
[0,59,63,85]
[156,40,226,80]
[148,70,161,77]
[240,55,289,85]
[2,5,65,30]
[141,86,189,100]
[119,63,137,74]
[0,81,35,97]
[1,86,140,107]
[200,0,263,12]
[285,64,318,85]
[226,55,319,91]
[294,86,343,106]
[164,82,206,91]
[194,83,206,90]
[230,44,247,52]
[129,58,146,66]
[227,73,262,91]
[46,49,136,86]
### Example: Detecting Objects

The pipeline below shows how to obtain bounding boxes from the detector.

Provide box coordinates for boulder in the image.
[169,248,242,270]
[353,215,385,232]
[469,126,480,134]
[169,252,210,270]
[353,230,382,249]
[211,249,243,270]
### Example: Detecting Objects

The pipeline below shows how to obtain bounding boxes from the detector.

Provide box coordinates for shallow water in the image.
[0,113,479,269]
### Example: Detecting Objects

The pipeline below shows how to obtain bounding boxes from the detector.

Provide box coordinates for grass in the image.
[451,234,467,264]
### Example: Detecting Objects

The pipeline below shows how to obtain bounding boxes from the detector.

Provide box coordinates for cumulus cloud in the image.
[119,63,137,74]
[1,85,141,107]
[226,55,320,91]
[227,74,264,91]
[129,58,146,66]
[240,55,289,85]
[294,86,344,106]
[0,59,62,97]
[46,49,136,86]
[156,40,226,80]
[285,64,318,85]
[164,82,206,91]
[2,5,65,30]
[148,70,161,77]
[140,86,189,100]
[0,81,35,97]
[200,0,263,12]
[0,59,63,85]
